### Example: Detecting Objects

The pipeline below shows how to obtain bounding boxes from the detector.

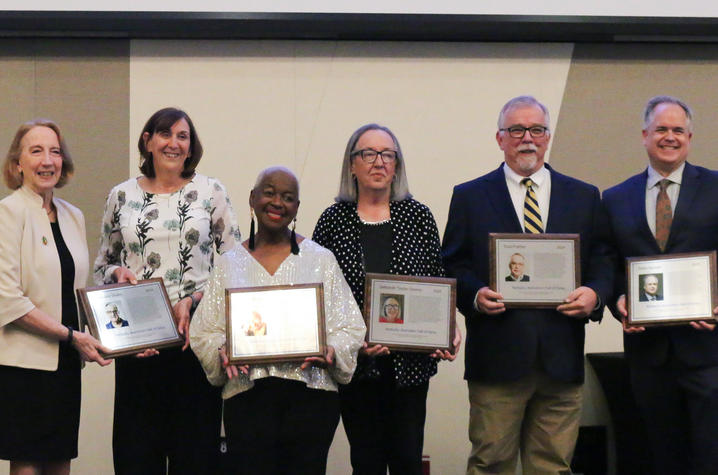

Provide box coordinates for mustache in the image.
[517,145,537,153]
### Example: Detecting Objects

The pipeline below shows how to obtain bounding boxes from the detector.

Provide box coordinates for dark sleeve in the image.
[582,187,615,322]
[312,207,332,249]
[601,190,626,323]
[420,204,445,278]
[441,186,485,316]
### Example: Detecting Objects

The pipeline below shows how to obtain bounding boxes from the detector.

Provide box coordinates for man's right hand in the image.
[476,287,506,315]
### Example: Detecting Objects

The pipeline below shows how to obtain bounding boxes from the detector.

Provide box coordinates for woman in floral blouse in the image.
[312,123,460,475]
[94,107,240,475]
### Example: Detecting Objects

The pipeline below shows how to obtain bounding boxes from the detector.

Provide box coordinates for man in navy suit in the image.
[442,96,612,475]
[603,95,718,475]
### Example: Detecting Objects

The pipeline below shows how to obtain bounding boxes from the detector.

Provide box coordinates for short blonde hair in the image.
[2,119,74,190]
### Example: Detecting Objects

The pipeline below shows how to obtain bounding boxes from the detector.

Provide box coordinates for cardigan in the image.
[0,186,89,370]
[312,198,444,387]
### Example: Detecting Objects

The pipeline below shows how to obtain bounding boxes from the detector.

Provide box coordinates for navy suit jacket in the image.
[442,164,613,384]
[603,162,718,367]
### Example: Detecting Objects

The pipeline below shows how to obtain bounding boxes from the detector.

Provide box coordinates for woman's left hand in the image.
[431,326,462,361]
[173,297,193,350]
[301,345,336,370]
[72,331,113,366]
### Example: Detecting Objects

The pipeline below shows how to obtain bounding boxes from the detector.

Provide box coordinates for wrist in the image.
[65,325,74,344]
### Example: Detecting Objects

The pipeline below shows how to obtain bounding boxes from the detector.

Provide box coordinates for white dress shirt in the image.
[503,162,552,229]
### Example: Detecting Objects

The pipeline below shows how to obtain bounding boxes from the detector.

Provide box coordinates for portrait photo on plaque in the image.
[626,251,717,326]
[489,233,580,308]
[364,273,456,352]
[225,283,326,365]
[76,278,183,358]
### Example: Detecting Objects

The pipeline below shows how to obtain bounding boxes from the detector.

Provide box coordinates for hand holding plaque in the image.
[76,278,183,358]
[489,233,580,308]
[625,251,718,327]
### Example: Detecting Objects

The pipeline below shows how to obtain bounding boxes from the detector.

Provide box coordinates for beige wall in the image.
[3,38,718,474]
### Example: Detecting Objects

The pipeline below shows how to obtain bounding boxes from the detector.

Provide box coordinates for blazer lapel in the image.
[667,162,700,251]
[485,165,523,232]
[545,165,565,232]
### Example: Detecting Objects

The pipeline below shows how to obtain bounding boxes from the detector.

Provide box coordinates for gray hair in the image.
[335,123,412,203]
[643,95,693,131]
[252,166,299,195]
[497,95,551,129]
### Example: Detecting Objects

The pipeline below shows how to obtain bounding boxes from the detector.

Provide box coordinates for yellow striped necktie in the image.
[522,178,543,233]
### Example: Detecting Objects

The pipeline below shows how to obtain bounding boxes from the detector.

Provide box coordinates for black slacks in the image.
[630,356,718,475]
[339,365,429,475]
[112,347,222,475]
[223,377,340,475]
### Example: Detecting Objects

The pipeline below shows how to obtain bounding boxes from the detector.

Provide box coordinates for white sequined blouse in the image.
[189,239,366,400]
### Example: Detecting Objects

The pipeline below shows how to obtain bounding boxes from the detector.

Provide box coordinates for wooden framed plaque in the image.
[489,233,580,308]
[76,278,183,358]
[364,273,456,352]
[225,283,326,365]
[626,251,717,326]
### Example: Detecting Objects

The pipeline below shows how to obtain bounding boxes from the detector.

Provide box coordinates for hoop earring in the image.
[290,218,299,255]
[249,208,256,251]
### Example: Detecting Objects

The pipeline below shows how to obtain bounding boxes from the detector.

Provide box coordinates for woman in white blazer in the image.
[0,119,110,475]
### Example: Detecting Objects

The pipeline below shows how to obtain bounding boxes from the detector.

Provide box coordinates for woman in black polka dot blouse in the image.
[312,123,461,475]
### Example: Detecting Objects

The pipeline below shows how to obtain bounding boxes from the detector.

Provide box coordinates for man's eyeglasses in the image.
[351,149,398,164]
[499,125,549,139]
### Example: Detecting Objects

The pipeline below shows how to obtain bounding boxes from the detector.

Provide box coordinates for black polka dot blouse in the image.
[312,198,445,388]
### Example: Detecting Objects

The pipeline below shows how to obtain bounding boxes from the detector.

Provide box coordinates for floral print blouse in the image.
[94,174,241,304]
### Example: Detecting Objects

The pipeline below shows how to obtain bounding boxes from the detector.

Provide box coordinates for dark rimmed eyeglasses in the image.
[499,125,549,139]
[351,148,398,164]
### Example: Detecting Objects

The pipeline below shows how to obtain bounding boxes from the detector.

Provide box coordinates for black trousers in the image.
[630,356,718,475]
[112,348,222,475]
[339,366,429,475]
[223,377,340,475]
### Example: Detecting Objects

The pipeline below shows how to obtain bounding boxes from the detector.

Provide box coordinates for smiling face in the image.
[643,275,659,296]
[250,169,300,234]
[383,297,401,321]
[642,103,692,176]
[350,129,397,197]
[17,126,64,197]
[496,105,551,177]
[509,253,525,279]
[142,118,191,177]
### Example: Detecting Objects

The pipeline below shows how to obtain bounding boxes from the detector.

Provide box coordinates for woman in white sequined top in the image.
[190,166,365,474]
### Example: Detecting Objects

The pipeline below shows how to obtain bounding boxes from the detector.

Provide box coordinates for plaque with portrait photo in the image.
[76,278,183,358]
[364,273,456,352]
[626,251,717,326]
[225,283,326,365]
[489,233,580,308]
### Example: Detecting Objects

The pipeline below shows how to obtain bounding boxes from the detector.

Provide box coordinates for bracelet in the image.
[65,325,74,344]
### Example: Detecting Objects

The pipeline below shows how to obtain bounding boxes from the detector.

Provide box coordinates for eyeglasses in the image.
[499,125,549,139]
[384,304,400,310]
[351,148,398,164]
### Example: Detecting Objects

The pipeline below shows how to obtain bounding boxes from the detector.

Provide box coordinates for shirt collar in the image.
[503,162,549,189]
[646,162,684,190]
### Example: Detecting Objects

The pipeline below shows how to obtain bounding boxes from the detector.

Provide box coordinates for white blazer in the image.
[0,185,89,370]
